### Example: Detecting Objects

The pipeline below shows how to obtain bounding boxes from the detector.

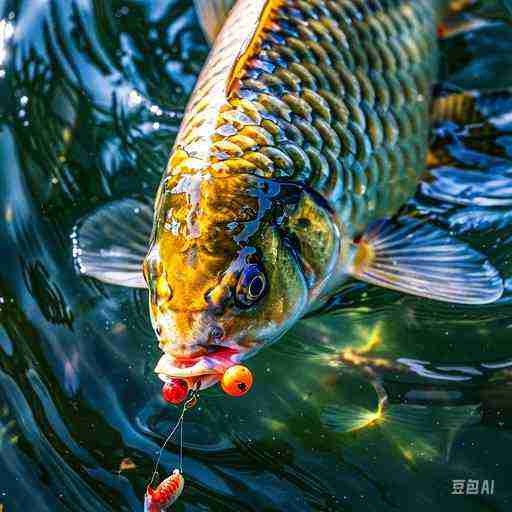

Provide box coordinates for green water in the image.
[1,1,512,511]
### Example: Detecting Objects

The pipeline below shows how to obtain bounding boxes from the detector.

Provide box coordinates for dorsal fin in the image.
[193,0,236,44]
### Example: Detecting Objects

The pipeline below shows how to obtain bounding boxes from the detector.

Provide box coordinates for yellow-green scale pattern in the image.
[171,0,443,235]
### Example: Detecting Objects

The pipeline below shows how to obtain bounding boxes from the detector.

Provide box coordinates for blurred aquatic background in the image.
[1,0,512,510]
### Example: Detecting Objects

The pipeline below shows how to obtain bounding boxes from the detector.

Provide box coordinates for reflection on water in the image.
[1,1,512,510]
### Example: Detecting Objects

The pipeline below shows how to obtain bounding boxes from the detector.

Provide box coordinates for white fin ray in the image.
[72,199,152,288]
[193,0,236,43]
[348,217,503,304]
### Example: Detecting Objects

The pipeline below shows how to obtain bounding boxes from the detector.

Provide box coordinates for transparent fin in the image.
[382,402,481,463]
[384,402,482,432]
[321,404,383,433]
[348,217,504,304]
[193,0,236,44]
[321,380,387,434]
[72,199,152,288]
[322,390,481,462]
[321,401,480,434]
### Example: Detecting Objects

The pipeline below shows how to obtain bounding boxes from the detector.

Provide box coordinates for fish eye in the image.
[235,264,267,307]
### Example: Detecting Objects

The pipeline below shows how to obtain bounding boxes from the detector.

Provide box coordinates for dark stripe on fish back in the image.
[172,0,441,233]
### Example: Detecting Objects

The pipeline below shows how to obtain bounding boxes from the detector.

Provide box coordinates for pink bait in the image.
[144,469,184,511]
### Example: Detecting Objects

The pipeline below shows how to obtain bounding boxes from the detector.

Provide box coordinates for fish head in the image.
[144,170,313,388]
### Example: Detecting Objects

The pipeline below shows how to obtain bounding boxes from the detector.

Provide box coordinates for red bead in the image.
[162,379,188,405]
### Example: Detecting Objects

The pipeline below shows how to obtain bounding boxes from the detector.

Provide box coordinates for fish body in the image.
[169,0,439,234]
[154,0,440,277]
[74,0,504,388]
[148,0,499,385]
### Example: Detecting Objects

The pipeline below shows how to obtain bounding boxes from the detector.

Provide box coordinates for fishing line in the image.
[149,383,201,487]
[149,407,186,487]
[179,413,184,473]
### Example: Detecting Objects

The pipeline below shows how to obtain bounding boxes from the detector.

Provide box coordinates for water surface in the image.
[1,1,512,511]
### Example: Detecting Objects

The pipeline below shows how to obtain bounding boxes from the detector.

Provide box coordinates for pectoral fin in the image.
[348,217,503,304]
[72,198,153,288]
[193,0,236,44]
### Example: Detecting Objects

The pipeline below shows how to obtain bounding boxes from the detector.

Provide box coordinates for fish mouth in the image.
[155,346,243,389]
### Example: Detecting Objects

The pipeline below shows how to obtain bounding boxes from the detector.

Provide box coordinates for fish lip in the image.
[155,346,242,380]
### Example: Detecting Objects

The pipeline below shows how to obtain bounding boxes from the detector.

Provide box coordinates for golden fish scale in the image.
[165,0,441,235]
[160,174,261,255]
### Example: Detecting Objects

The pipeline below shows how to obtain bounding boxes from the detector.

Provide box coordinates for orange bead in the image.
[221,365,253,397]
